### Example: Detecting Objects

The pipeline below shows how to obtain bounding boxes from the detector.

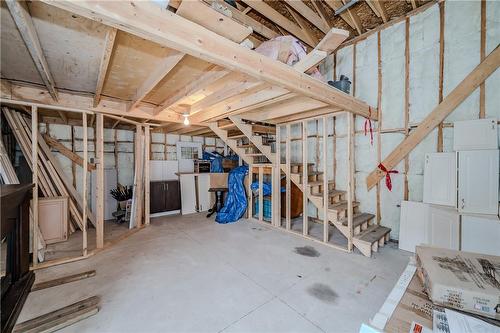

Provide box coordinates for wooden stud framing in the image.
[376,31,382,225]
[144,125,150,226]
[94,28,117,107]
[285,124,291,230]
[284,0,330,34]
[403,18,410,201]
[273,125,281,227]
[479,0,486,119]
[258,166,263,222]
[82,112,88,256]
[31,105,39,266]
[366,45,500,190]
[302,121,308,236]
[437,1,445,152]
[95,113,104,249]
[347,112,354,252]
[322,116,329,243]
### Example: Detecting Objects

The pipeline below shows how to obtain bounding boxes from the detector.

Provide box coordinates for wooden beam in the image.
[154,66,229,115]
[31,271,96,291]
[366,1,388,23]
[323,0,360,33]
[365,45,500,190]
[311,0,333,30]
[215,0,279,40]
[240,0,315,47]
[42,1,376,119]
[144,125,150,226]
[95,113,104,248]
[287,6,319,46]
[42,134,96,171]
[5,0,58,102]
[127,52,185,112]
[94,28,117,107]
[82,112,88,256]
[31,105,39,266]
[284,0,330,34]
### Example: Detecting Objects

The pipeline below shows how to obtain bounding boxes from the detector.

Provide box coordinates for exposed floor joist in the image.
[93,27,117,107]
[284,0,330,34]
[41,1,376,121]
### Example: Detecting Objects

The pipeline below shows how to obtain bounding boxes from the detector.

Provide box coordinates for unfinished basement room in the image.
[1,0,499,332]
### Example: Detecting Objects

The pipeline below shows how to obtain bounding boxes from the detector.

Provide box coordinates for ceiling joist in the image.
[94,27,117,107]
[284,0,330,34]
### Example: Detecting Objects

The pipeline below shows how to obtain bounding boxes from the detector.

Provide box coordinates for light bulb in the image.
[183,115,189,125]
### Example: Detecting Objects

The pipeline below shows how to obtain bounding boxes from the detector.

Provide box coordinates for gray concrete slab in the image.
[18,213,411,333]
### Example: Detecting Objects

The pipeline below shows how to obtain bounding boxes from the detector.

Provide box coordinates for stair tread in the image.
[228,133,247,139]
[291,171,323,176]
[246,153,264,156]
[306,180,335,186]
[328,201,359,211]
[354,225,391,244]
[237,144,254,148]
[339,213,375,227]
[252,163,272,167]
[310,189,345,198]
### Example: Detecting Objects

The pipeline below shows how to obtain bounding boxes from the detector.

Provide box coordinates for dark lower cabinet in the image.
[150,180,181,214]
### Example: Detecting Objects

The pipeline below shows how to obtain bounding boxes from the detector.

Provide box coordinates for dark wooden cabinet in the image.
[150,180,181,214]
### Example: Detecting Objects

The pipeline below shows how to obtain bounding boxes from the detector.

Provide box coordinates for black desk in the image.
[1,184,35,333]
[206,187,228,218]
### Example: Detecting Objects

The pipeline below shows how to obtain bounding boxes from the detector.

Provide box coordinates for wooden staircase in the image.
[211,116,391,257]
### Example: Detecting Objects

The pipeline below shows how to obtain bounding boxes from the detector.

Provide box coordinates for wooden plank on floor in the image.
[13,296,100,333]
[31,270,96,292]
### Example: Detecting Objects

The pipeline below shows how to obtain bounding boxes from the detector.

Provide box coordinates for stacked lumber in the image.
[0,136,46,261]
[2,107,95,233]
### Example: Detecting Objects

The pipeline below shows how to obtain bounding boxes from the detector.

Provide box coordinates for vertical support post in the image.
[273,125,281,227]
[82,112,88,256]
[376,30,382,225]
[258,166,263,222]
[479,0,486,119]
[285,124,291,230]
[31,105,38,266]
[323,116,330,243]
[95,113,104,249]
[247,167,253,219]
[144,125,150,226]
[404,17,410,201]
[347,113,354,252]
[134,125,144,228]
[322,116,329,243]
[302,120,308,236]
[437,1,445,152]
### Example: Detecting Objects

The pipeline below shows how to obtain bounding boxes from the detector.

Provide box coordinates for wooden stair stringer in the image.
[208,122,254,165]
[228,115,274,163]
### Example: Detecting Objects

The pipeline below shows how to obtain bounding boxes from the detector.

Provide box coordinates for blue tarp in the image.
[202,151,223,173]
[251,181,286,196]
[215,165,248,224]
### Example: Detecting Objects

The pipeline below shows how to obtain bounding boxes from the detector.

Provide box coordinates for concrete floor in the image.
[19,213,411,333]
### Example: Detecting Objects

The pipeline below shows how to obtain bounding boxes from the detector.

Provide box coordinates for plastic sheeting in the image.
[215,165,248,224]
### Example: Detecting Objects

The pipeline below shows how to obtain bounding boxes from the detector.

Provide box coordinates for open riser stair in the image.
[212,117,391,257]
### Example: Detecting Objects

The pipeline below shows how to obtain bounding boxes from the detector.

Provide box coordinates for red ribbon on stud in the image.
[378,163,398,191]
[364,107,373,145]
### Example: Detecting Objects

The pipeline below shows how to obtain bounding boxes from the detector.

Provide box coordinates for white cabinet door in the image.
[461,215,500,256]
[423,153,456,207]
[399,201,430,253]
[454,118,498,151]
[458,150,499,215]
[428,205,460,250]
[180,174,196,215]
[197,174,211,212]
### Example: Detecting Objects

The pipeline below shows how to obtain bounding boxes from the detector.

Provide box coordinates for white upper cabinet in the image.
[423,153,457,207]
[458,150,499,215]
[453,118,498,151]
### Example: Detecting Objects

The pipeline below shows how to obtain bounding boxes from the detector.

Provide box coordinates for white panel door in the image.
[197,174,211,212]
[423,153,456,207]
[428,205,460,250]
[458,150,499,215]
[461,215,500,256]
[180,174,196,215]
[399,201,430,253]
[453,118,498,151]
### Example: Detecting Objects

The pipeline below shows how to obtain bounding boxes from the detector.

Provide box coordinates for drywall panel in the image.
[354,34,378,130]
[485,1,500,124]
[335,45,353,95]
[117,153,134,186]
[0,3,43,85]
[381,21,406,130]
[399,201,429,253]
[409,4,440,124]
[461,215,500,256]
[443,0,481,122]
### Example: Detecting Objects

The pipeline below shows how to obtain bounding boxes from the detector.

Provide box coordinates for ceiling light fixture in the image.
[183,113,190,126]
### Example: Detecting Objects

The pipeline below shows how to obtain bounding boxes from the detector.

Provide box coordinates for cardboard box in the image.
[385,274,436,332]
[416,246,500,320]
